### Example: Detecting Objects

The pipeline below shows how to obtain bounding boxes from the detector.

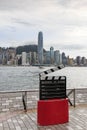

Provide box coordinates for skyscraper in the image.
[38,31,43,64]
[50,46,54,64]
[54,50,60,65]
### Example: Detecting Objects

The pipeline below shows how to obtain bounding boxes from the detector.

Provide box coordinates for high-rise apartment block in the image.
[22,52,27,65]
[28,52,37,65]
[38,31,43,64]
[0,48,16,65]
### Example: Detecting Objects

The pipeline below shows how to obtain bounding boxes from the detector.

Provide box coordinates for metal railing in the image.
[0,89,39,112]
[0,88,87,112]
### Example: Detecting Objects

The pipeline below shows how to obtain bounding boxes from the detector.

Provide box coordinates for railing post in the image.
[67,89,76,107]
[73,89,76,107]
[22,91,27,112]
[39,74,41,100]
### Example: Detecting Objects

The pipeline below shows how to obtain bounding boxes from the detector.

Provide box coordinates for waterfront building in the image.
[62,52,67,65]
[43,51,50,64]
[26,53,30,65]
[54,50,60,65]
[2,51,8,65]
[0,48,3,64]
[50,47,54,64]
[28,52,37,65]
[0,53,3,64]
[66,56,69,65]
[38,31,43,64]
[81,57,87,66]
[16,54,22,65]
[68,58,74,66]
[76,56,81,66]
[59,54,62,65]
[0,48,16,65]
[0,47,17,65]
[22,52,27,65]
[7,48,16,65]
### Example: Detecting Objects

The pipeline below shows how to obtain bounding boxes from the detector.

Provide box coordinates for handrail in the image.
[0,89,39,93]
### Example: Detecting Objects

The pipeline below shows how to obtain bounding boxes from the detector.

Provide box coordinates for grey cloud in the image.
[0,0,20,10]
[0,0,87,11]
[57,0,87,8]
[60,20,87,28]
[57,0,71,6]
[59,44,86,50]
[0,0,40,11]
[12,18,36,27]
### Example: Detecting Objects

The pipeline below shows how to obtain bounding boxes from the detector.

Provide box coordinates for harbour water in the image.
[0,66,87,91]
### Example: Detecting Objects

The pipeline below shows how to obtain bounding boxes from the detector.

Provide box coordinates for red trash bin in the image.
[37,98,69,126]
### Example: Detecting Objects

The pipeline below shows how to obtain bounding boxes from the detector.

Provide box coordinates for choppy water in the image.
[0,66,87,91]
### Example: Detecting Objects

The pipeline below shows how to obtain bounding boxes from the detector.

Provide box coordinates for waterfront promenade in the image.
[0,105,87,130]
[0,89,87,130]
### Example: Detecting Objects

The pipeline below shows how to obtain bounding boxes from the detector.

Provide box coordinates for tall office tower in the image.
[81,57,86,65]
[62,52,67,65]
[38,31,43,64]
[54,50,60,65]
[50,46,54,64]
[76,56,81,66]
[59,54,62,64]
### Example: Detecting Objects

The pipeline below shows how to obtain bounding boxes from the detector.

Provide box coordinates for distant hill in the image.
[16,44,46,54]
[16,44,38,54]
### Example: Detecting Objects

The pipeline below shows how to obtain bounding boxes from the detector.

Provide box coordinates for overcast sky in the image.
[0,0,87,58]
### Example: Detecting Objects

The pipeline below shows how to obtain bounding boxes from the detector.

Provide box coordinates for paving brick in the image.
[2,103,9,106]
[2,109,9,112]
[15,126,21,130]
[6,100,12,103]
[16,97,22,100]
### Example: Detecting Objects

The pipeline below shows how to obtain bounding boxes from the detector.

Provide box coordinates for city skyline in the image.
[0,0,87,58]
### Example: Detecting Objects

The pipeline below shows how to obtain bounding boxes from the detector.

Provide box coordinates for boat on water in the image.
[39,66,44,69]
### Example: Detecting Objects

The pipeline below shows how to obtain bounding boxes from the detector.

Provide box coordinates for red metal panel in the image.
[37,99,69,126]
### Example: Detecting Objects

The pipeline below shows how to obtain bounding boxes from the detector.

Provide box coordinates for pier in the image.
[0,88,87,129]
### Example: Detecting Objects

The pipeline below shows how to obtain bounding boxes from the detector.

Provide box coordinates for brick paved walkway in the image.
[0,106,87,130]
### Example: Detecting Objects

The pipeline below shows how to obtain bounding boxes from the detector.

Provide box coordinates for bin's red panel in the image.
[37,99,69,126]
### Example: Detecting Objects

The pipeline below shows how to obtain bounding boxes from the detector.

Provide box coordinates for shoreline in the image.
[0,64,87,67]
